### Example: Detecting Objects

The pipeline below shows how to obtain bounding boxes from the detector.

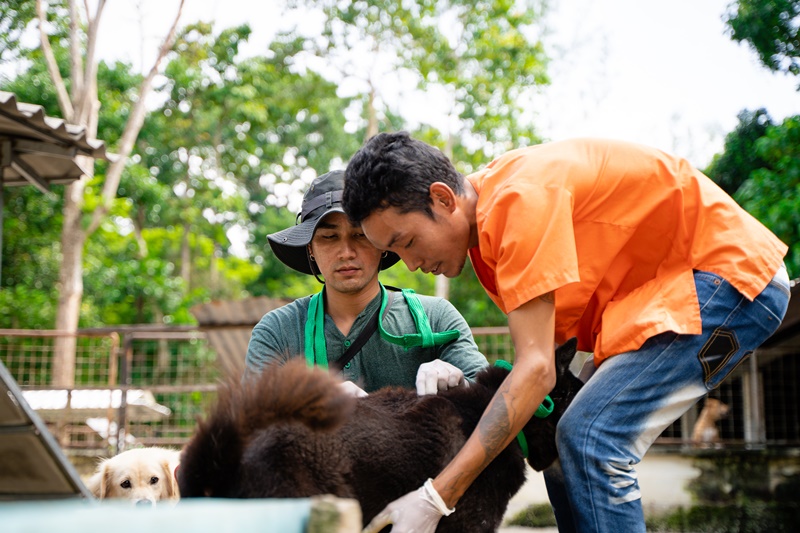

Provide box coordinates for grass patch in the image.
[507,501,800,531]
[505,502,557,528]
[645,502,800,532]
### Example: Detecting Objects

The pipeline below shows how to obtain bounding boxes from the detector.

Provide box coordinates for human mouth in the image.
[427,263,442,275]
[336,265,360,275]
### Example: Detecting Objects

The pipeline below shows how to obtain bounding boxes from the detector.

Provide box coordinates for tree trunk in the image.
[366,83,378,140]
[181,222,191,288]
[38,0,184,388]
[52,175,88,387]
[435,133,456,299]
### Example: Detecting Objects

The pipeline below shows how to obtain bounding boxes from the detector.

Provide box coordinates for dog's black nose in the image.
[135,499,155,507]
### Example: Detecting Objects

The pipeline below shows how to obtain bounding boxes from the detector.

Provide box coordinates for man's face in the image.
[361,205,470,279]
[309,212,382,295]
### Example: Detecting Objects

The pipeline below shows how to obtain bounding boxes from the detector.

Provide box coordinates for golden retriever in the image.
[86,447,181,505]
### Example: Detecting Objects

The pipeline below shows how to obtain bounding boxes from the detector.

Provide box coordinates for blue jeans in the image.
[544,265,791,532]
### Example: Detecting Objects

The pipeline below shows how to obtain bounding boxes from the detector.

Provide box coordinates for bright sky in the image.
[80,0,800,168]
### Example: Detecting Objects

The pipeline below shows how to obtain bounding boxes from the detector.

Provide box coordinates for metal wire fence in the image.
[0,328,220,456]
[1,326,798,459]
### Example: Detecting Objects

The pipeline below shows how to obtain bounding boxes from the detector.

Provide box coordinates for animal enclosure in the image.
[1,323,798,458]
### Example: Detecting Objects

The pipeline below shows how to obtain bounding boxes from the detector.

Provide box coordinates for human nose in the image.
[337,237,358,258]
[397,251,422,272]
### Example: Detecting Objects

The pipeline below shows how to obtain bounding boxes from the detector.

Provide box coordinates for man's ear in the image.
[429,182,456,213]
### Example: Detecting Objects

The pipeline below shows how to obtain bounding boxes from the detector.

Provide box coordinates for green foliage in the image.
[725,0,800,82]
[505,502,557,528]
[0,187,63,328]
[645,502,800,533]
[447,261,507,326]
[733,115,800,278]
[687,455,772,504]
[704,108,773,196]
[0,0,36,63]
[1,5,545,330]
[1,47,65,116]
[290,0,548,159]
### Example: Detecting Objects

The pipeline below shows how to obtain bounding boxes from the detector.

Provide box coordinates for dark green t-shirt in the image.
[244,290,489,392]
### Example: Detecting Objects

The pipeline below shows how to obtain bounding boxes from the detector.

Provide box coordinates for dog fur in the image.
[178,339,582,532]
[691,397,730,445]
[86,446,181,505]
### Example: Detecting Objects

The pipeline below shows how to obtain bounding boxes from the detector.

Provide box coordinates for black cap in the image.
[267,170,400,275]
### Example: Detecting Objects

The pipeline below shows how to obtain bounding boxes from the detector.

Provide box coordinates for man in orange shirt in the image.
[343,132,791,533]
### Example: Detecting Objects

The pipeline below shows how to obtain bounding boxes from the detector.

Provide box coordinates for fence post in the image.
[116,334,133,454]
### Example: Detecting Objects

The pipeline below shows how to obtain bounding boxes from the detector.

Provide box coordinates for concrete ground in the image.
[497,451,699,531]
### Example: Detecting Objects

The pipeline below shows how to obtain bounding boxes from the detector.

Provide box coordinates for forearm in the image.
[433,294,556,507]
[432,357,552,506]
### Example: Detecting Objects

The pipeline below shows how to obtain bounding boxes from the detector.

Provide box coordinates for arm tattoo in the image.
[475,376,518,470]
[539,291,555,304]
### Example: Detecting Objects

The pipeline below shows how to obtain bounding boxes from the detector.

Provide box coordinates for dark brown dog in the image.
[178,338,582,532]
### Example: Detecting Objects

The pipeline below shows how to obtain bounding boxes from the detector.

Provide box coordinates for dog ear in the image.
[555,337,578,376]
[85,465,104,498]
[99,462,113,499]
[162,459,180,499]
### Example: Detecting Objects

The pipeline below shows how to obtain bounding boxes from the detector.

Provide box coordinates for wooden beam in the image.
[13,138,77,159]
[10,155,49,194]
[0,139,11,167]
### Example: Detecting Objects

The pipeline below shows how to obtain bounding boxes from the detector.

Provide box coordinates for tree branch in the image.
[36,0,74,121]
[68,0,84,106]
[80,0,105,126]
[87,0,186,235]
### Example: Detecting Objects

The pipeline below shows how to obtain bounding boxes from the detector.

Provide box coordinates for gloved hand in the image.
[362,479,455,533]
[339,380,368,398]
[415,360,465,395]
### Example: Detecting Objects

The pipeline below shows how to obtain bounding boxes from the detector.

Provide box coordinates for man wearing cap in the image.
[244,170,488,396]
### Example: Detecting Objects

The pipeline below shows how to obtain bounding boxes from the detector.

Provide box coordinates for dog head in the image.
[88,447,181,505]
[702,398,730,421]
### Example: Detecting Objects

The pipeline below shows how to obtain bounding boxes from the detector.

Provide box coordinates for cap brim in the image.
[267,208,400,275]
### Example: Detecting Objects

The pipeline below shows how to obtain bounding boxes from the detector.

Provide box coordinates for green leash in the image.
[377,284,460,349]
[304,284,461,368]
[494,359,555,459]
[305,289,329,369]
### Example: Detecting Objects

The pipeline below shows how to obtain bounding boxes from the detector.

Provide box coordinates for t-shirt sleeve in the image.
[244,308,294,381]
[427,297,489,379]
[479,181,580,313]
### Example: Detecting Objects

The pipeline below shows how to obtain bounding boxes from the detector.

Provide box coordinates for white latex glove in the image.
[339,380,368,398]
[362,479,454,533]
[415,360,465,395]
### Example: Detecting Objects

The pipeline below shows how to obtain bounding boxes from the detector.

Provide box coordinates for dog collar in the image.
[494,359,554,418]
[493,360,531,458]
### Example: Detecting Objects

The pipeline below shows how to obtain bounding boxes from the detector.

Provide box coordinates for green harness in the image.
[304,283,460,370]
[494,359,555,459]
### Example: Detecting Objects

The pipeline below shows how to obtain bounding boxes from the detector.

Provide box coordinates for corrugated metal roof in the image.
[190,297,292,377]
[0,358,92,499]
[0,91,111,188]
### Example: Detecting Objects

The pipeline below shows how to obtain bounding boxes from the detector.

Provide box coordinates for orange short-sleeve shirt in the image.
[466,138,788,364]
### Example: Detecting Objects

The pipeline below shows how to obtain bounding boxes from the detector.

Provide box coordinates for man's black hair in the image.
[343,131,464,224]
